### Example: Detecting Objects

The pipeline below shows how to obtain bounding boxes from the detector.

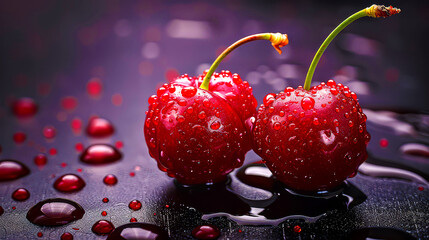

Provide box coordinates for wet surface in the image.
[0,1,428,239]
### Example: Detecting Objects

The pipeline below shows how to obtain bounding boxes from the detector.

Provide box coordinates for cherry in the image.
[144,33,288,185]
[253,5,400,192]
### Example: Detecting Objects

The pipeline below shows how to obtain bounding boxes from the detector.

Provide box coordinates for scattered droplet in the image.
[293,225,302,233]
[0,160,30,181]
[12,188,30,201]
[210,121,221,130]
[92,220,115,236]
[87,78,103,97]
[86,117,115,137]
[129,200,142,211]
[13,132,26,144]
[49,148,57,156]
[61,96,78,111]
[101,211,107,216]
[37,232,43,237]
[75,143,84,152]
[181,86,197,98]
[80,144,122,165]
[103,174,118,185]
[102,198,109,203]
[115,140,123,149]
[301,97,315,110]
[418,186,424,191]
[12,98,38,117]
[106,222,169,240]
[61,232,74,240]
[379,138,389,148]
[26,198,85,226]
[129,217,137,222]
[53,174,86,192]
[192,224,220,240]
[34,154,47,166]
[43,126,57,139]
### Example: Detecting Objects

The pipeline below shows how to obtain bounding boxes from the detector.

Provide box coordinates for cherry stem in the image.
[303,4,401,90]
[200,32,289,90]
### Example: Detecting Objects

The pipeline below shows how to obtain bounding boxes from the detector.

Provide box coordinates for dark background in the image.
[0,0,428,239]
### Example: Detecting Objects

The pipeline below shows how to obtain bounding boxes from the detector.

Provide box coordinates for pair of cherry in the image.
[144,5,400,192]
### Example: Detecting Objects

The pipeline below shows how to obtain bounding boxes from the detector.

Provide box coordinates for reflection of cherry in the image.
[144,33,288,185]
[253,5,400,191]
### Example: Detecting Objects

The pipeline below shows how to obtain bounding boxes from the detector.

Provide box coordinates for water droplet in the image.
[348,120,354,127]
[37,232,43,238]
[71,118,82,132]
[13,132,26,144]
[263,94,276,106]
[181,86,197,98]
[293,225,302,233]
[379,138,389,148]
[418,186,424,191]
[80,144,122,165]
[61,96,78,111]
[53,174,86,192]
[49,148,57,156]
[26,198,85,226]
[192,224,220,240]
[92,220,115,236]
[129,200,142,211]
[86,117,115,137]
[301,97,315,110]
[313,118,320,125]
[115,140,124,149]
[198,111,206,119]
[102,198,109,203]
[177,115,185,123]
[327,80,336,87]
[273,122,281,130]
[61,232,74,240]
[87,78,103,97]
[103,174,118,185]
[106,222,169,240]
[43,126,56,139]
[75,143,84,152]
[12,188,30,201]
[12,98,38,117]
[210,121,221,130]
[34,154,48,167]
[187,107,194,114]
[0,160,30,181]
[101,211,107,216]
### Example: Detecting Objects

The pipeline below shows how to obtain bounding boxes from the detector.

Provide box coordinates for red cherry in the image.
[253,81,370,191]
[144,80,252,185]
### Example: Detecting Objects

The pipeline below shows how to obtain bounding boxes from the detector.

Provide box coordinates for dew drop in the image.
[43,126,56,139]
[313,118,320,125]
[12,98,38,117]
[53,174,86,192]
[101,211,107,216]
[103,174,118,185]
[301,97,315,110]
[293,225,302,233]
[273,122,281,130]
[102,197,109,203]
[87,78,103,97]
[61,232,74,240]
[49,148,57,156]
[0,160,30,181]
[177,115,185,123]
[210,121,221,130]
[80,144,122,165]
[75,143,84,152]
[181,86,197,98]
[129,217,137,222]
[12,188,30,201]
[263,93,276,106]
[418,186,424,191]
[106,222,169,240]
[26,198,85,226]
[379,138,389,148]
[129,200,142,211]
[61,96,78,111]
[192,224,220,240]
[86,117,115,137]
[13,132,26,144]
[198,111,206,119]
[92,220,115,236]
[37,232,43,238]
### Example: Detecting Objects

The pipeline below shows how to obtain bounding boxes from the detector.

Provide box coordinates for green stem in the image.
[304,10,366,90]
[304,5,401,90]
[200,33,288,90]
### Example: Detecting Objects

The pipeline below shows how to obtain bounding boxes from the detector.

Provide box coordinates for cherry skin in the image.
[144,80,252,185]
[253,80,370,192]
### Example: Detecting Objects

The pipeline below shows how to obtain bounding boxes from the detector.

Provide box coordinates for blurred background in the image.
[0,0,428,239]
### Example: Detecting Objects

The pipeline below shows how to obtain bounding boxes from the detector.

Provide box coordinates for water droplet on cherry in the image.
[53,174,86,192]
[181,86,197,98]
[26,198,85,226]
[301,97,315,110]
[210,121,221,130]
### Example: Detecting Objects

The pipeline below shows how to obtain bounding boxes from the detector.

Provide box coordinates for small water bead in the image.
[54,174,86,192]
[102,197,109,203]
[210,121,221,130]
[177,115,185,123]
[61,96,78,111]
[187,107,194,114]
[198,111,206,119]
[43,126,56,139]
[92,220,115,236]
[192,224,220,240]
[273,122,281,130]
[293,225,302,233]
[49,148,57,156]
[129,172,135,177]
[301,97,315,110]
[71,118,82,132]
[13,132,26,144]
[263,94,276,106]
[103,174,118,185]
[12,98,38,117]
[37,232,43,237]
[418,186,424,191]
[313,118,320,125]
[0,160,30,181]
[129,200,142,211]
[26,198,85,226]
[130,217,137,222]
[61,232,74,240]
[80,144,122,165]
[181,86,197,98]
[75,143,84,152]
[86,117,115,137]
[106,222,169,240]
[12,188,30,201]
[379,138,389,148]
[101,211,107,216]
[87,78,103,97]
